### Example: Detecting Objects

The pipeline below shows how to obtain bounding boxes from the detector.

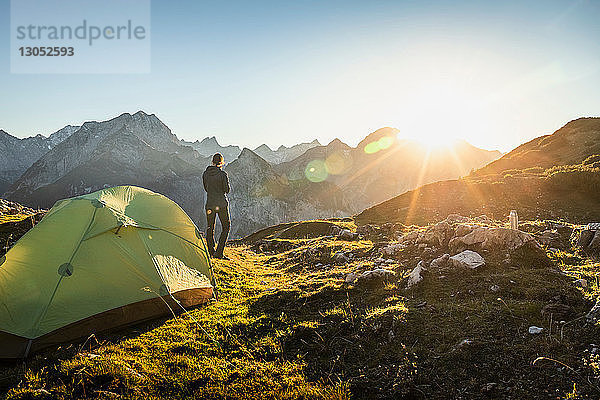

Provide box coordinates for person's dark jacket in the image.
[202,165,230,209]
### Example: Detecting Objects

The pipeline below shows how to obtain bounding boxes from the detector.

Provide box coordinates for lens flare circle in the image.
[304,159,328,182]
[364,136,395,154]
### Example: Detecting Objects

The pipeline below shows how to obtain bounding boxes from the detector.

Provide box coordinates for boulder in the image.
[338,229,358,241]
[577,229,595,248]
[399,231,420,245]
[382,243,405,257]
[454,224,477,238]
[449,227,538,253]
[357,268,396,284]
[417,221,454,248]
[589,230,600,252]
[430,253,450,269]
[406,261,425,288]
[509,240,552,269]
[449,250,485,269]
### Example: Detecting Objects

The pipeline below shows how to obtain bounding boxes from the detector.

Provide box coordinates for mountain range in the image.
[0,125,79,194]
[276,127,502,210]
[1,111,502,237]
[180,136,322,165]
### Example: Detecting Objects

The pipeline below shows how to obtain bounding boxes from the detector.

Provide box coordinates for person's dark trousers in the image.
[206,206,230,257]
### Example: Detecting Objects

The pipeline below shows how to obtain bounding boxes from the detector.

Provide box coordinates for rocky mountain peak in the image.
[255,144,272,152]
[356,127,400,150]
[253,140,322,164]
[228,148,272,172]
[238,147,264,161]
[46,125,80,148]
[199,136,220,146]
[327,138,351,150]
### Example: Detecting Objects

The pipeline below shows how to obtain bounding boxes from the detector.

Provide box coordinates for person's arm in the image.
[222,171,230,194]
[202,171,208,192]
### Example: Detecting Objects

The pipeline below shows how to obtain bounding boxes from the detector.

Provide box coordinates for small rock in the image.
[345,272,357,284]
[333,251,349,264]
[573,278,588,288]
[455,338,473,348]
[406,261,426,288]
[449,250,485,269]
[490,284,500,292]
[528,326,544,334]
[482,383,497,393]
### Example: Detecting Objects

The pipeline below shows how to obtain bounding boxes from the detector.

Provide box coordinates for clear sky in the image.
[1,0,599,151]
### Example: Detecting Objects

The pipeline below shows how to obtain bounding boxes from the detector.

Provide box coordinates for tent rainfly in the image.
[0,186,215,358]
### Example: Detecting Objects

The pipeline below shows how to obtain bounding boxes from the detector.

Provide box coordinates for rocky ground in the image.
[1,213,600,399]
[0,199,45,256]
[238,216,600,398]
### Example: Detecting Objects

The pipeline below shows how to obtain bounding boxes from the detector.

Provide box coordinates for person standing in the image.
[202,153,231,259]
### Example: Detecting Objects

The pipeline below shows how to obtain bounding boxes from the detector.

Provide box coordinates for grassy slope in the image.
[2,223,600,399]
[474,117,600,175]
[1,248,348,400]
[356,160,600,226]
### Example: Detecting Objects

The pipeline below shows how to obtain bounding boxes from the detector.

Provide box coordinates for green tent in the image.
[0,186,215,358]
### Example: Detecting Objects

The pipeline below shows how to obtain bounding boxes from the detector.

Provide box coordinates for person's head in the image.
[212,153,224,167]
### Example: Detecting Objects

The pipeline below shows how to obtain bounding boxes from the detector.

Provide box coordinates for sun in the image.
[392,79,488,151]
[409,132,460,150]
